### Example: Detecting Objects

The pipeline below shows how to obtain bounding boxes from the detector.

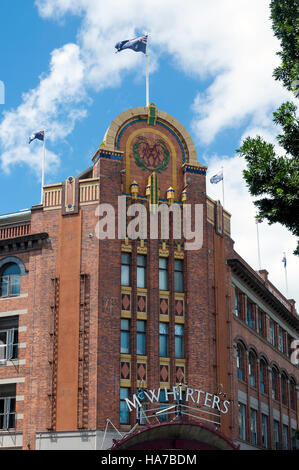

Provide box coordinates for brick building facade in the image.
[0,104,298,450]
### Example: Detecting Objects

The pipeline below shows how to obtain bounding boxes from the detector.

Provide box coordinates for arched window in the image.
[260,359,267,394]
[272,368,279,401]
[0,263,21,297]
[281,374,288,406]
[248,352,256,387]
[237,343,245,381]
[290,379,296,411]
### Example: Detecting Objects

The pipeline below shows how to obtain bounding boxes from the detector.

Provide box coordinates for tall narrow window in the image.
[159,322,169,357]
[274,420,280,450]
[175,324,184,358]
[0,316,18,364]
[159,389,168,422]
[258,309,264,335]
[234,288,241,317]
[250,409,257,445]
[0,384,16,430]
[269,320,275,346]
[120,319,130,354]
[174,260,183,293]
[283,425,289,450]
[272,368,279,401]
[238,403,246,441]
[137,255,146,289]
[159,258,168,291]
[237,344,245,381]
[121,253,131,287]
[281,374,288,406]
[278,327,284,352]
[0,264,21,297]
[261,414,268,448]
[290,380,296,410]
[248,352,256,387]
[247,301,254,329]
[120,388,130,424]
[260,360,267,394]
[136,320,146,356]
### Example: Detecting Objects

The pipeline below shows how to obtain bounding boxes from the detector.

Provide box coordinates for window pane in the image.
[159,323,168,357]
[137,321,146,355]
[159,258,168,291]
[120,388,130,424]
[120,319,130,354]
[121,253,131,286]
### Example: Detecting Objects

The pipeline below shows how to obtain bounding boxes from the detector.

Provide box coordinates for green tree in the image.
[237,0,299,254]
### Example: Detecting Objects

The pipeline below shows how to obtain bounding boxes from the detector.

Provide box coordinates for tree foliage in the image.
[237,0,299,255]
[270,0,299,93]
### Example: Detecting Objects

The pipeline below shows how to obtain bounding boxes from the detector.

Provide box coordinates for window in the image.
[272,368,279,401]
[236,344,245,381]
[137,255,146,289]
[175,324,184,359]
[136,320,146,356]
[248,352,256,387]
[159,322,169,357]
[0,263,21,297]
[261,414,268,448]
[238,403,246,441]
[260,360,267,394]
[158,389,168,422]
[290,380,296,410]
[257,310,265,336]
[247,301,254,329]
[274,420,280,450]
[159,257,168,291]
[291,429,297,450]
[121,253,131,287]
[120,319,130,354]
[120,388,130,424]
[0,384,16,430]
[0,317,18,364]
[278,327,284,353]
[174,260,183,293]
[250,409,257,445]
[269,320,275,346]
[281,374,288,406]
[234,288,241,317]
[283,425,289,450]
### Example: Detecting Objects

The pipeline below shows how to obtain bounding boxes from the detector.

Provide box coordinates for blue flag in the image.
[210,169,223,184]
[115,35,148,54]
[29,130,45,144]
[282,254,287,268]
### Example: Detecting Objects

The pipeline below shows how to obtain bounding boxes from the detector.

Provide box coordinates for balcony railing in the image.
[0,222,31,240]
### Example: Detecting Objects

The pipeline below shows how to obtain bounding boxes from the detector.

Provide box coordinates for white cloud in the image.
[207,154,299,309]
[0,43,86,176]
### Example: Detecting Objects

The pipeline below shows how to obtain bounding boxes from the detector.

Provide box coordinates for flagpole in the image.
[41,130,46,205]
[256,220,262,271]
[145,33,149,107]
[221,166,225,207]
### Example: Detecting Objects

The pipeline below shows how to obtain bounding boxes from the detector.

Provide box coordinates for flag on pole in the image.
[115,35,148,54]
[29,130,45,144]
[282,253,287,268]
[210,169,223,184]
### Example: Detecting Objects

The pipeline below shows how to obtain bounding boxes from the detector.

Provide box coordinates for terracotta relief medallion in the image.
[132,134,170,173]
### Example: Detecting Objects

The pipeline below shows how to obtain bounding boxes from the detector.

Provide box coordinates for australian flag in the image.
[29,130,45,144]
[210,169,223,184]
[115,35,148,54]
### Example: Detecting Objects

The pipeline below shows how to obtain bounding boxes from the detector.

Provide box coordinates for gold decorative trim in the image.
[174,251,184,260]
[159,249,169,257]
[137,246,148,255]
[159,314,170,322]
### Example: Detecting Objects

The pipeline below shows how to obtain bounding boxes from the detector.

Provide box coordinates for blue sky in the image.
[0,0,297,304]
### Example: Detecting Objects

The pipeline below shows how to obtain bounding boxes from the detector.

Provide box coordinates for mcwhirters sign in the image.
[125,385,230,427]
